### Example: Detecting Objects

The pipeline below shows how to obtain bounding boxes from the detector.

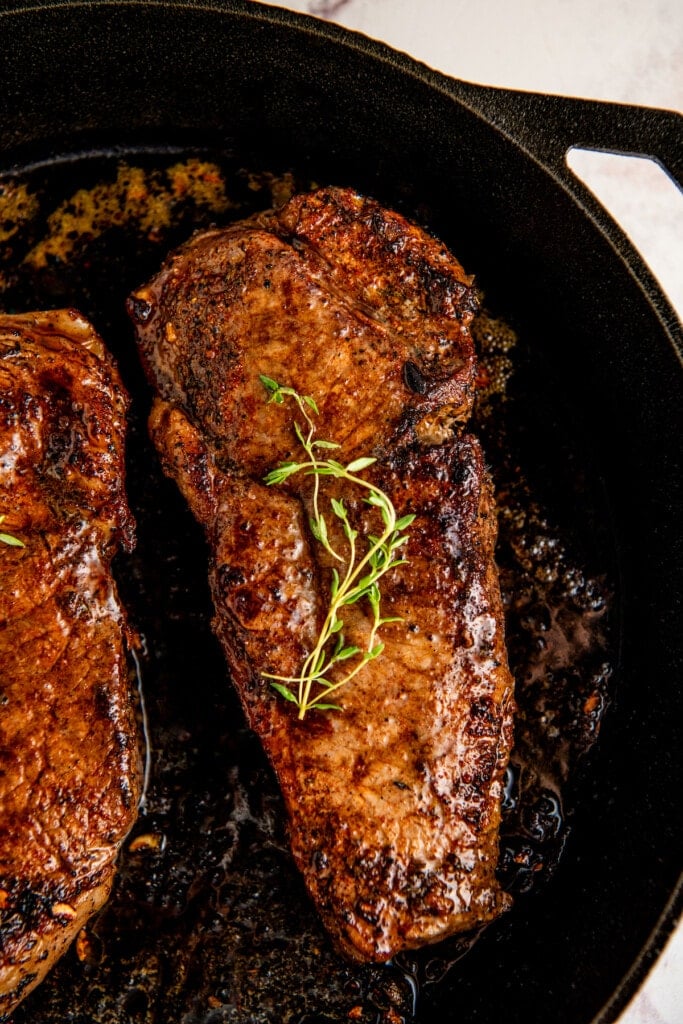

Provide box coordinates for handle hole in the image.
[566,148,683,320]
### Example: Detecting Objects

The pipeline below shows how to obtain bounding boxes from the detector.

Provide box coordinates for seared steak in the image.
[129,187,515,961]
[0,310,141,1016]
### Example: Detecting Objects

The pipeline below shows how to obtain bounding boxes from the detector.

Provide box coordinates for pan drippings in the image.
[0,153,612,1024]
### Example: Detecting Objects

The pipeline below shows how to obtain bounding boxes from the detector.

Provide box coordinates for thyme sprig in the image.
[259,375,415,719]
[0,515,24,548]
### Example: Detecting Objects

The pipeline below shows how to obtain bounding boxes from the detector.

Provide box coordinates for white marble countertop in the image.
[257,2,682,1022]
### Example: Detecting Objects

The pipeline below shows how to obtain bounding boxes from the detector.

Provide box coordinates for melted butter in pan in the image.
[0,156,613,1024]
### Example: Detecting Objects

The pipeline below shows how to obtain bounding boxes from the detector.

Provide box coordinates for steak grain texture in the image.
[0,310,141,1017]
[129,187,515,961]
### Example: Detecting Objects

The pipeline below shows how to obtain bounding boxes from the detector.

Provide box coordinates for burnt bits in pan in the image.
[0,152,613,1024]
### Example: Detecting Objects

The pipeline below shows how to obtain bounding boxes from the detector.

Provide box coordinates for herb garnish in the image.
[259,375,415,719]
[0,515,24,548]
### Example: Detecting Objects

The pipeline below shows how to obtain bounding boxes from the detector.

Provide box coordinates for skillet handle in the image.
[451,83,683,192]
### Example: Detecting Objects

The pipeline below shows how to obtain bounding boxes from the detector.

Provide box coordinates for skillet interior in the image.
[0,2,681,1022]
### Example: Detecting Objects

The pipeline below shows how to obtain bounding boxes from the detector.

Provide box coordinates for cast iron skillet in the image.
[0,2,681,1022]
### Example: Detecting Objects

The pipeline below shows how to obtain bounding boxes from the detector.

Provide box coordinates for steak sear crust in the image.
[0,310,141,1016]
[129,187,514,961]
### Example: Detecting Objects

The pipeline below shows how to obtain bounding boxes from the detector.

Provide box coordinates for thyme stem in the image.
[259,375,414,719]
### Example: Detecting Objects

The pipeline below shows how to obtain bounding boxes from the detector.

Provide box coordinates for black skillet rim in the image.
[0,1,681,1021]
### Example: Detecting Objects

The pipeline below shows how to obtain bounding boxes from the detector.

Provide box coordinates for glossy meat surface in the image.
[129,187,514,961]
[0,310,141,1016]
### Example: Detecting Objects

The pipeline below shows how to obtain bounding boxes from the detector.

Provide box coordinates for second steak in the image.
[0,310,141,1016]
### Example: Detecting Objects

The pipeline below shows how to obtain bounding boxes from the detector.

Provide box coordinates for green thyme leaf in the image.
[270,682,298,703]
[0,516,25,548]
[0,533,25,547]
[316,514,329,547]
[395,513,417,530]
[263,461,303,485]
[335,645,361,661]
[330,497,346,520]
[346,456,377,473]
[294,421,306,447]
